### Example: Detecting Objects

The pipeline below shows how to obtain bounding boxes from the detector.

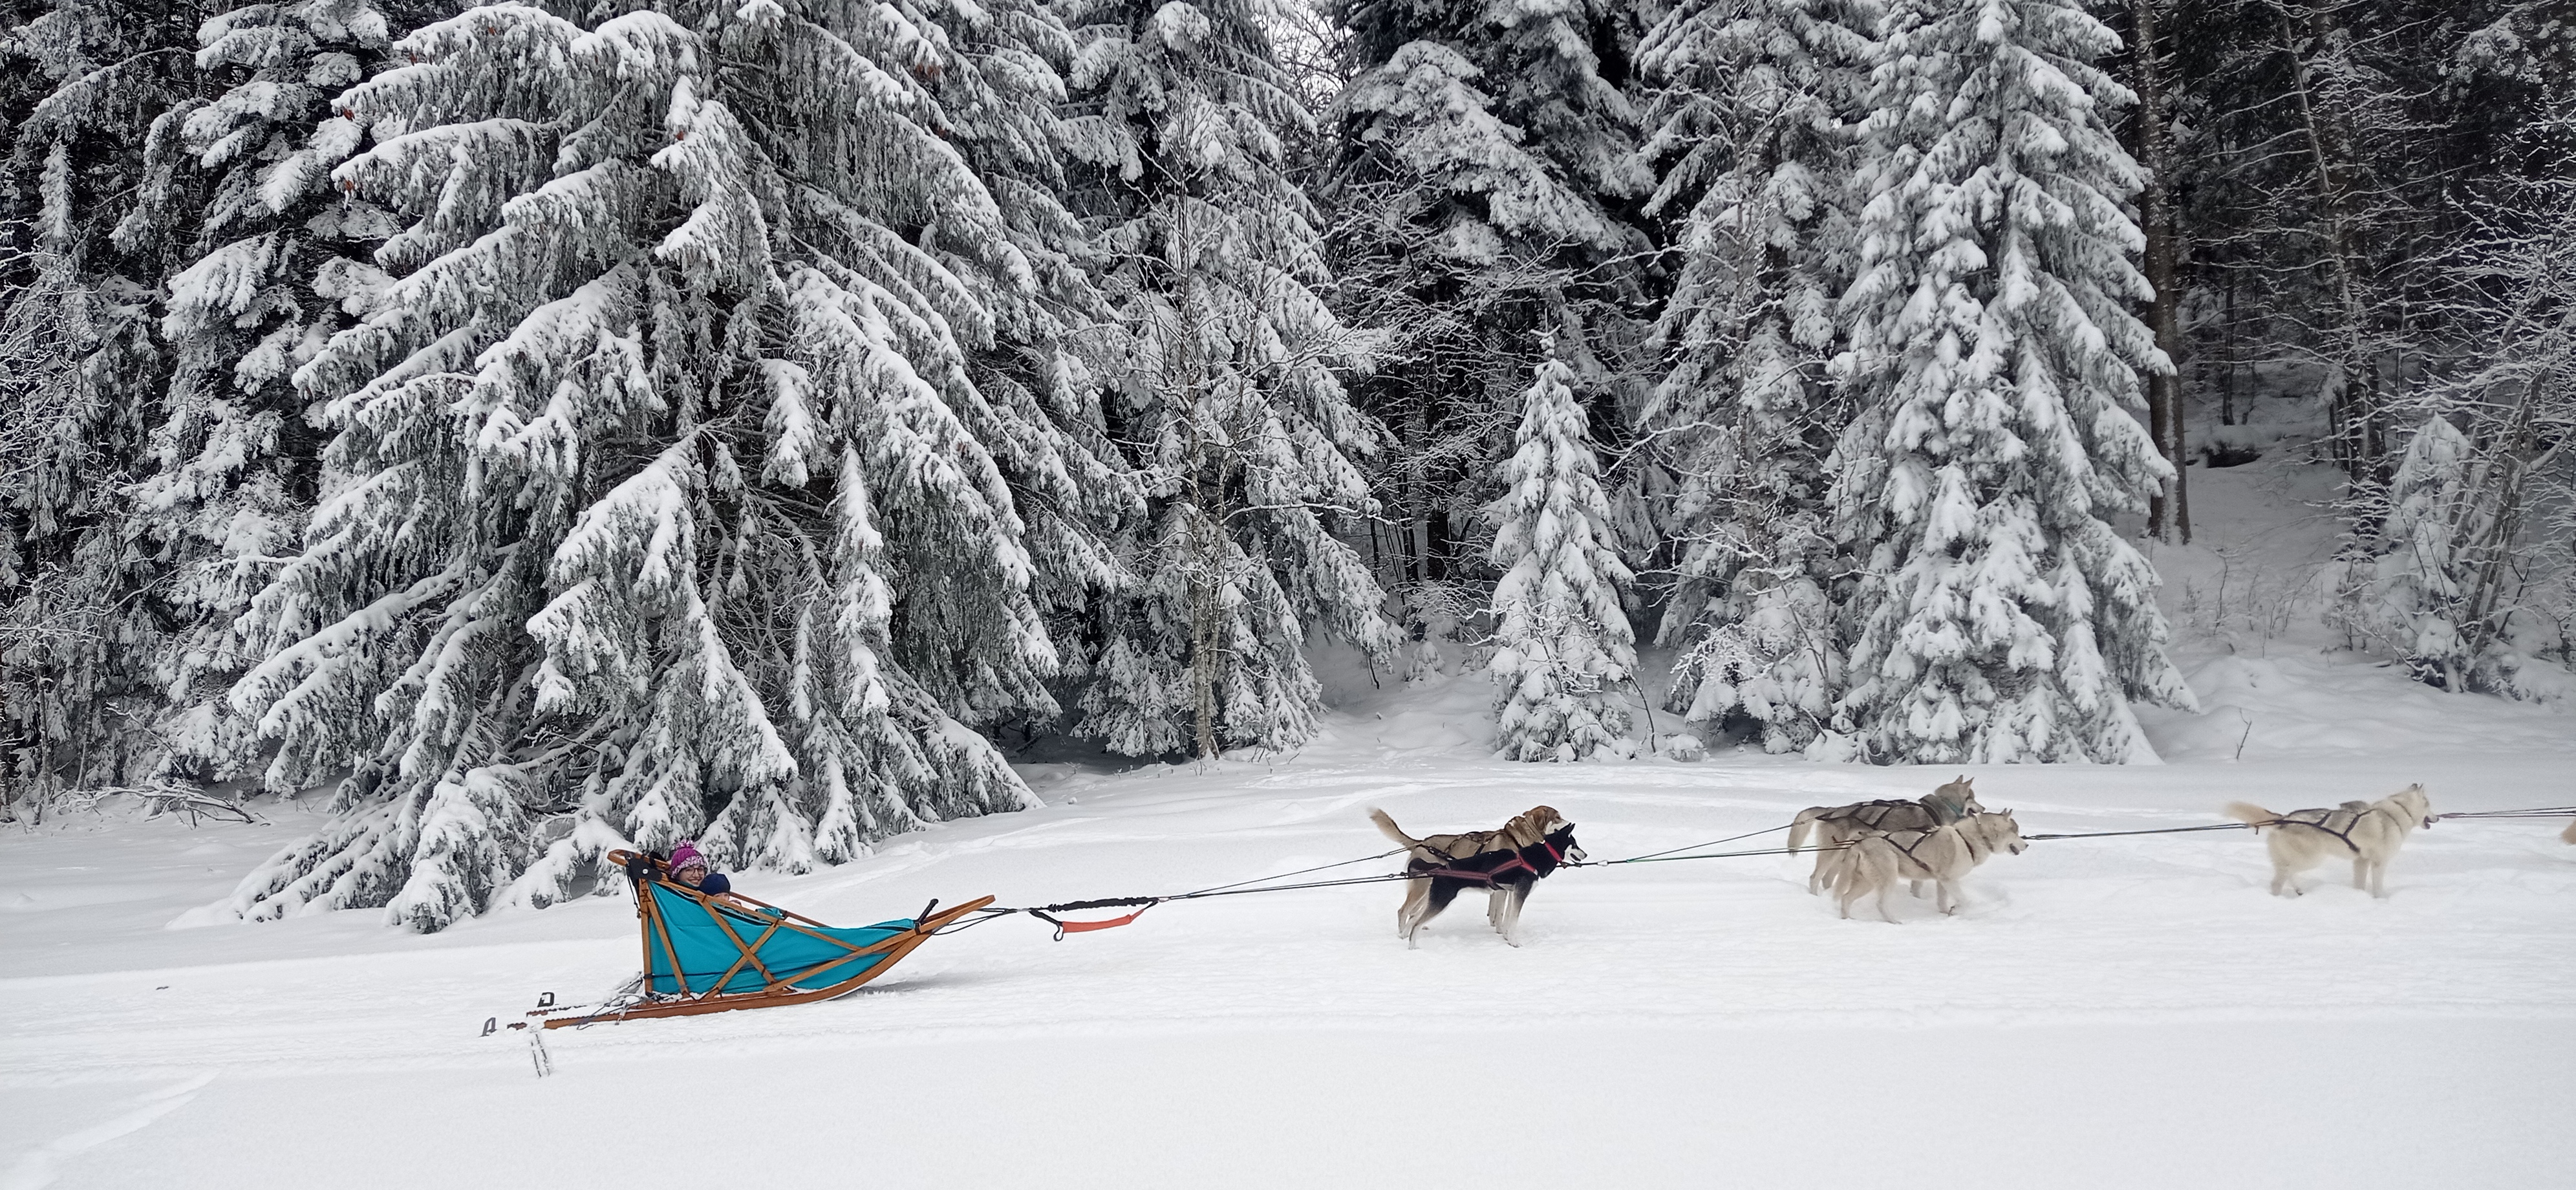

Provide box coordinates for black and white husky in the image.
[1368,806,1584,947]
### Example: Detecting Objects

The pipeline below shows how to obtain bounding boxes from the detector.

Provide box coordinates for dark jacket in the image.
[679,871,732,896]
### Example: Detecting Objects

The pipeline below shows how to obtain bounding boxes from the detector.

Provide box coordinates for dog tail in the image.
[1787,808,1819,853]
[1369,808,1419,850]
[2222,801,2281,832]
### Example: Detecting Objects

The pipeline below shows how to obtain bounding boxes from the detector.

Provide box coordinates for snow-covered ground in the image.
[6,454,2573,1189]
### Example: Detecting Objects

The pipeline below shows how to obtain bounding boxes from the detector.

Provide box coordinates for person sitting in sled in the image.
[668,841,733,896]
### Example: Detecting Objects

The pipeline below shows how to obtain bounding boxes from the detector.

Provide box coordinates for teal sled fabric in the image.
[643,883,917,996]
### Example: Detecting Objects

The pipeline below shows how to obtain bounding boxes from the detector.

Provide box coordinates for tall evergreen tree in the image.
[219,0,1119,929]
[1058,0,1395,758]
[1634,0,1875,753]
[1,0,211,809]
[1486,350,1635,761]
[153,0,418,777]
[1828,0,2195,764]
[1326,0,1652,604]
[884,0,1143,722]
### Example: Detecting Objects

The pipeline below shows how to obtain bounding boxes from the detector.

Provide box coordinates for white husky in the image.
[2222,784,2434,898]
[1826,811,2027,922]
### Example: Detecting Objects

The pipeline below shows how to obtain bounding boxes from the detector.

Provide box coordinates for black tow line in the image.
[2021,823,2253,841]
[1563,842,1848,867]
[1591,823,1798,865]
[941,848,1417,940]
[2436,806,2576,821]
[1597,821,2255,853]
[1565,827,1851,867]
[2023,803,2576,841]
[939,804,2576,938]
[960,828,1867,938]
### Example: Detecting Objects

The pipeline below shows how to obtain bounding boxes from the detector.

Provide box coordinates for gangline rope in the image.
[937,848,1413,938]
[2020,823,2252,841]
[934,803,2576,936]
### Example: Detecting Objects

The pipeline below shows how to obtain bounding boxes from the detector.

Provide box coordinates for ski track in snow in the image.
[5,597,2575,1185]
[0,1074,211,1190]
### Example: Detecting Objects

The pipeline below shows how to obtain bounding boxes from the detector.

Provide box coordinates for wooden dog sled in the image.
[540,849,993,1029]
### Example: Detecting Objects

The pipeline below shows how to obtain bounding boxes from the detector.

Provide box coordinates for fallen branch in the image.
[69,783,269,827]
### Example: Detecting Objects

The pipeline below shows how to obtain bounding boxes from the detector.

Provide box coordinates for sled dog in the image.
[2222,784,2434,898]
[1824,810,2026,922]
[1368,806,1583,947]
[1787,776,1986,894]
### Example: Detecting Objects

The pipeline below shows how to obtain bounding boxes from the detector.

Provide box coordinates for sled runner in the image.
[542,849,993,1028]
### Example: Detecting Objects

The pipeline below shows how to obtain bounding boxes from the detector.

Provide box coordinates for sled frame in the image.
[545,850,993,1028]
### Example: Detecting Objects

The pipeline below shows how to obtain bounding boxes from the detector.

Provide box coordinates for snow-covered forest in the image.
[4,0,2571,931]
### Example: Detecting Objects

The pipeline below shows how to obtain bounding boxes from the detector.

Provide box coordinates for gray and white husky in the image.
[2222,784,2434,898]
[1825,810,2027,922]
[1788,776,1985,894]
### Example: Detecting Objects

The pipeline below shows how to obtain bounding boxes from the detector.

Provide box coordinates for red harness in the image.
[1424,839,1564,883]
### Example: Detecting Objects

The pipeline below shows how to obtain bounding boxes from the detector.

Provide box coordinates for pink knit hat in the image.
[669,841,708,874]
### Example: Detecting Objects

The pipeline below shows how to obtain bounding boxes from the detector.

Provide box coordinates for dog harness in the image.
[1865,819,1991,875]
[1819,797,1964,833]
[1414,832,1574,884]
[2259,803,2403,854]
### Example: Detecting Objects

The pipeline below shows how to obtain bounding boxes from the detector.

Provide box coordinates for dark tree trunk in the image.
[2280,4,2379,483]
[2134,0,2191,543]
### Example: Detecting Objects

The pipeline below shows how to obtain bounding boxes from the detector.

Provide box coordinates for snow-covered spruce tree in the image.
[1826,0,2195,764]
[1633,0,1875,753]
[151,1,418,779]
[2343,416,2480,689]
[889,0,1143,717]
[1485,351,1635,761]
[1326,0,1652,603]
[222,1,1113,929]
[1058,0,1396,758]
[0,0,208,810]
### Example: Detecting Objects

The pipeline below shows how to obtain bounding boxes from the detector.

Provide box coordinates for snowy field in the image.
[6,460,2576,1189]
[6,676,2574,1185]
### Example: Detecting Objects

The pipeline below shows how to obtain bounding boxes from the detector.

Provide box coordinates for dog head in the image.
[1544,820,1585,864]
[1974,810,2027,856]
[1504,805,1562,847]
[2389,783,2433,828]
[1926,775,1985,819]
[1510,805,1585,863]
